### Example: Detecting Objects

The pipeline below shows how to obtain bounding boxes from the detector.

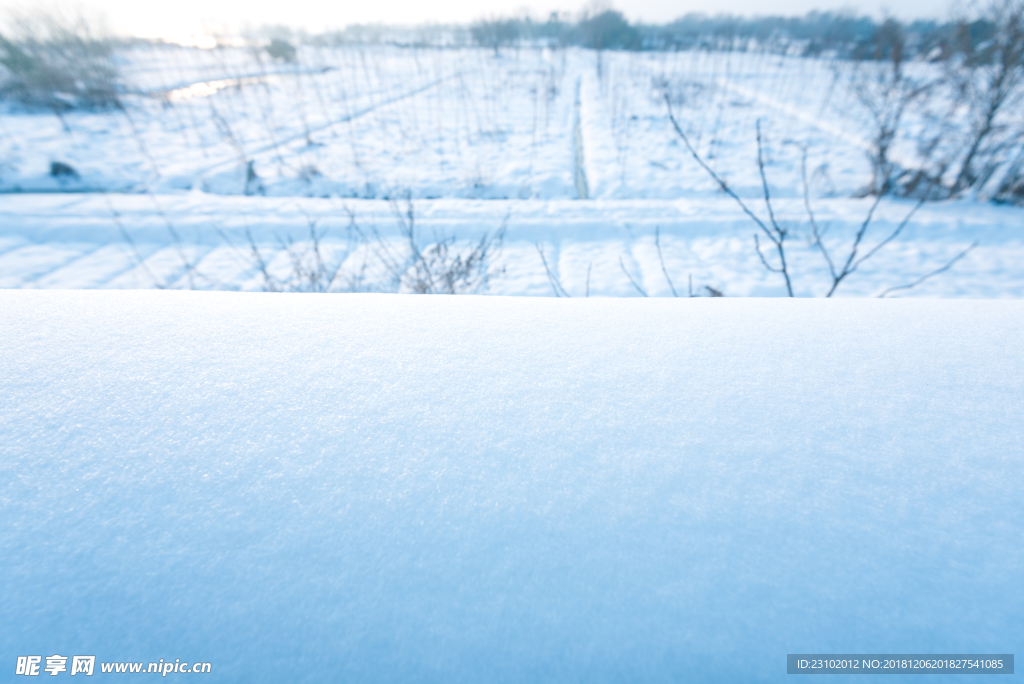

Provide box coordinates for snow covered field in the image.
[0,193,1018,297]
[3,46,882,199]
[2,291,1022,680]
[3,35,1022,682]
[1,45,1021,296]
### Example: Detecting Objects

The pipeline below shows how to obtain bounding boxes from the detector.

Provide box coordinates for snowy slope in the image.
[2,291,1021,681]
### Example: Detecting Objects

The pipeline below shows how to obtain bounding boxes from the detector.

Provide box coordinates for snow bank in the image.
[2,195,1017,297]
[1,291,1021,682]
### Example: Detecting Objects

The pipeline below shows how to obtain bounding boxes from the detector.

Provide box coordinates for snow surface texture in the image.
[1,46,1022,297]
[2,291,1021,682]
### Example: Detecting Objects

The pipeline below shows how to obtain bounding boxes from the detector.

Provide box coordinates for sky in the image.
[7,0,951,42]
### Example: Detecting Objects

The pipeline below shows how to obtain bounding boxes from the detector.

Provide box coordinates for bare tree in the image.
[944,0,1024,198]
[846,18,935,196]
[470,18,522,56]
[0,8,119,111]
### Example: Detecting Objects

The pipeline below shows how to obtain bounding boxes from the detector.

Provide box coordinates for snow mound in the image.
[1,291,1021,682]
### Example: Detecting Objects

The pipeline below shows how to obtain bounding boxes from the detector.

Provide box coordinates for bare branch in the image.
[821,175,941,297]
[756,119,784,238]
[878,241,978,297]
[754,234,782,273]
[246,228,279,292]
[802,147,837,282]
[666,95,793,296]
[847,195,925,274]
[619,256,648,296]
[665,95,775,243]
[536,243,570,297]
[823,191,885,297]
[655,227,678,297]
[754,120,793,296]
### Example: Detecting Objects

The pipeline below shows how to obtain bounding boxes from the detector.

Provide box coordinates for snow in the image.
[1,45,1021,298]
[2,290,1021,681]
[0,193,1018,297]
[0,47,915,200]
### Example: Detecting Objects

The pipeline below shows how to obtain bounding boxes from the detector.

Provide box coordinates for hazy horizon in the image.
[4,0,952,44]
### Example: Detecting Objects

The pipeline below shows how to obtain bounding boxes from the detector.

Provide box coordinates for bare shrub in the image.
[846,18,936,196]
[384,197,506,294]
[800,148,976,296]
[401,235,503,294]
[245,219,347,293]
[265,38,297,63]
[991,147,1024,202]
[666,104,795,295]
[845,6,1024,203]
[321,197,509,295]
[666,98,975,296]
[942,0,1024,201]
[0,8,119,110]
